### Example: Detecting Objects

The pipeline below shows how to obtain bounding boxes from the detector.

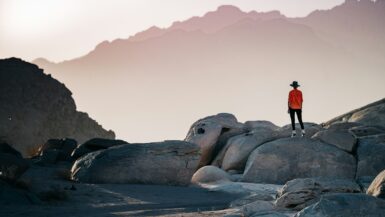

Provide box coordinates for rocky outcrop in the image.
[71,140,200,185]
[191,166,232,184]
[311,129,357,152]
[356,134,385,178]
[71,138,128,159]
[0,58,115,156]
[323,98,385,129]
[296,193,385,217]
[242,138,356,184]
[275,178,361,211]
[367,169,385,199]
[185,113,246,168]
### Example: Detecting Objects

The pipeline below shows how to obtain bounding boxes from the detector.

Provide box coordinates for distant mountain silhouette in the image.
[34,0,385,143]
[0,58,115,155]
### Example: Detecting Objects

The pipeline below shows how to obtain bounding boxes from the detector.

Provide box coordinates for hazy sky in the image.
[0,0,344,62]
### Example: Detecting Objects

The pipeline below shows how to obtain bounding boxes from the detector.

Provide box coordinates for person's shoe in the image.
[301,129,306,137]
[291,130,296,138]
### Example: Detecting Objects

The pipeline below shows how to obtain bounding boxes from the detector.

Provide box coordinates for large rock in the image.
[200,182,281,199]
[242,138,356,184]
[367,169,385,199]
[275,178,361,211]
[349,125,385,137]
[0,143,29,181]
[296,193,385,217]
[220,128,279,171]
[324,122,362,131]
[38,138,77,163]
[185,113,245,168]
[191,166,232,184]
[71,140,200,185]
[323,98,385,129]
[277,122,322,138]
[0,143,22,158]
[240,200,275,217]
[348,100,385,128]
[311,129,356,152]
[244,121,280,131]
[0,58,115,156]
[356,134,385,178]
[71,138,128,159]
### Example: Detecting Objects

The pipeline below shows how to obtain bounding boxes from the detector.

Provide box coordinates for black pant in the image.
[289,108,304,130]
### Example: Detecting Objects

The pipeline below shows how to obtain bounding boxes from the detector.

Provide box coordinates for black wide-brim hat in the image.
[290,81,300,87]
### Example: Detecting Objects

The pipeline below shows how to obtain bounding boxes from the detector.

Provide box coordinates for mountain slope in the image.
[0,58,115,155]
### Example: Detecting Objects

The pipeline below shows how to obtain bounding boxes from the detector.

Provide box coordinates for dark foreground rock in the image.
[242,138,356,184]
[367,169,385,199]
[71,138,128,159]
[0,143,29,181]
[296,193,385,217]
[38,138,77,164]
[0,180,40,205]
[71,140,200,185]
[275,178,361,210]
[356,134,385,178]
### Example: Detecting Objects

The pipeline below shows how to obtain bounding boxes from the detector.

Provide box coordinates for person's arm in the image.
[288,92,291,113]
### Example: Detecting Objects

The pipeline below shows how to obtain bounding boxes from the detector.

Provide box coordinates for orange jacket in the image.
[288,89,303,109]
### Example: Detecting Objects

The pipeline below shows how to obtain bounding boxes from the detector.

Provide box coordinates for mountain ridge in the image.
[32,0,385,143]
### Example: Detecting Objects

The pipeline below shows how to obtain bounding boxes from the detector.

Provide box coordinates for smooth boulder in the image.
[275,178,361,210]
[191,166,232,184]
[71,138,128,159]
[311,129,356,152]
[356,134,385,178]
[348,101,385,128]
[185,113,245,168]
[220,128,279,171]
[242,138,356,184]
[296,193,385,217]
[367,169,385,199]
[71,140,200,185]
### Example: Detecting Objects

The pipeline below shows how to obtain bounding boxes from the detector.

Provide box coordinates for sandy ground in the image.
[1,182,243,217]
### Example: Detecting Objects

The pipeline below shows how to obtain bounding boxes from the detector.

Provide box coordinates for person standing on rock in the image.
[288,81,305,137]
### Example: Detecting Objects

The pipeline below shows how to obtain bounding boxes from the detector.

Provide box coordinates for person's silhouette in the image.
[288,81,305,137]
